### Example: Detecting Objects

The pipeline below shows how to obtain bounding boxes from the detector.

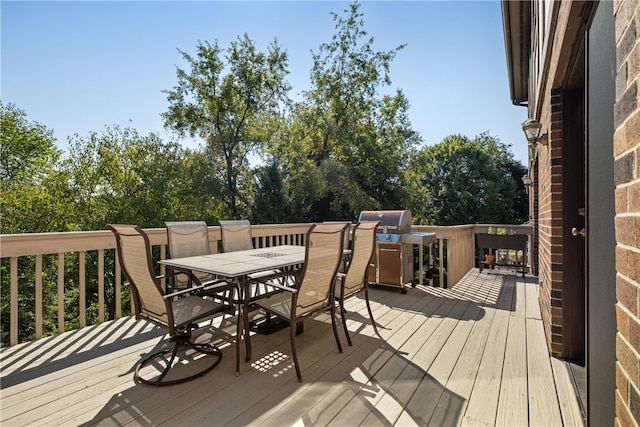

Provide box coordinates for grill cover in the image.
[358,210,412,234]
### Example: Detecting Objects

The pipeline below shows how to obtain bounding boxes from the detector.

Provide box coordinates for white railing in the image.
[0,223,531,347]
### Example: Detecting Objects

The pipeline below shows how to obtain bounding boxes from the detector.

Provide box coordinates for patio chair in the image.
[165,221,234,303]
[335,220,380,346]
[219,219,254,252]
[323,221,354,272]
[249,222,348,382]
[108,224,230,386]
[219,219,285,290]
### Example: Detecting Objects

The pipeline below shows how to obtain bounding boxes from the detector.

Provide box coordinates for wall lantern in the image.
[522,174,532,194]
[521,118,548,146]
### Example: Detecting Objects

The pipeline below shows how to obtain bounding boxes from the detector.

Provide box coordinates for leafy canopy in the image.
[162,35,291,219]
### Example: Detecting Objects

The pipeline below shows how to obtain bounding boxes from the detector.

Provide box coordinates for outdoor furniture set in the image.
[108,219,380,386]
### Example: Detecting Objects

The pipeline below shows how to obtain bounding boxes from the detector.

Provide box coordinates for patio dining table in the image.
[159,245,306,376]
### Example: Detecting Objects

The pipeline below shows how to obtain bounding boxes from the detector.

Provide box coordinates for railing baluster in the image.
[10,257,17,346]
[439,239,445,287]
[57,253,65,333]
[160,244,166,292]
[115,250,122,319]
[98,249,104,323]
[36,254,42,339]
[79,251,86,328]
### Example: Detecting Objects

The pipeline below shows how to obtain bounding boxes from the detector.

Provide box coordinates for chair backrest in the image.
[108,224,173,330]
[220,219,254,252]
[295,222,348,316]
[165,221,214,288]
[323,221,353,251]
[165,221,211,258]
[342,221,380,297]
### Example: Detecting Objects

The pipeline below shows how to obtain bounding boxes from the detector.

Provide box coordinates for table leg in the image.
[235,282,242,376]
[243,279,253,362]
[418,244,424,285]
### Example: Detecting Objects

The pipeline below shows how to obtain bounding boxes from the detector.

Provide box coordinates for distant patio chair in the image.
[219,219,254,252]
[219,219,286,291]
[165,221,234,303]
[108,224,231,386]
[335,220,380,346]
[249,222,347,382]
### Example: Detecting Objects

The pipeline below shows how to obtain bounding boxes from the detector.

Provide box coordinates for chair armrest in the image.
[164,285,207,299]
[264,282,298,294]
[203,280,233,291]
[164,278,231,299]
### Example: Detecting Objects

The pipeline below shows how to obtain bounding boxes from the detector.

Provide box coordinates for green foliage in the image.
[0,102,60,183]
[406,133,527,226]
[251,161,293,223]
[162,35,291,219]
[267,1,419,221]
[0,102,67,234]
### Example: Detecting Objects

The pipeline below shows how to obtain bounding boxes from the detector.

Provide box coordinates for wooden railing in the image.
[0,223,531,347]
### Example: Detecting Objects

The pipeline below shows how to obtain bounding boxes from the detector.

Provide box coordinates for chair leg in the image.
[135,335,222,387]
[339,299,352,347]
[289,322,302,382]
[331,303,344,353]
[364,287,379,335]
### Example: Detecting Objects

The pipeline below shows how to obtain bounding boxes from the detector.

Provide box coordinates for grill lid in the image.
[358,210,412,234]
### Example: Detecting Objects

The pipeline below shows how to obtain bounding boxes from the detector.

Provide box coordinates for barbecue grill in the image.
[358,210,436,292]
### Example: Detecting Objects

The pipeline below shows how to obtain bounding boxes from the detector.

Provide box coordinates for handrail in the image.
[0,222,531,347]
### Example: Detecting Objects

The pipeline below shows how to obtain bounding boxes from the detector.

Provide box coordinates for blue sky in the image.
[2,1,528,164]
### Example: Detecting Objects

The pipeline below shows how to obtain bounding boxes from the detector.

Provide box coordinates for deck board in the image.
[461,274,515,427]
[0,269,585,427]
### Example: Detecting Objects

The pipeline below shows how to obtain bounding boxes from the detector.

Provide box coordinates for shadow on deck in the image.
[0,269,584,426]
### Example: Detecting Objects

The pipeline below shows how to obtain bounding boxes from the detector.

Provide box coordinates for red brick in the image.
[617,334,639,388]
[619,360,631,404]
[617,273,638,315]
[615,125,629,157]
[622,102,640,154]
[619,247,632,278]
[618,216,639,246]
[616,390,635,427]
[618,187,630,213]
[631,250,640,283]
[630,317,640,353]
[630,182,640,212]
[619,303,631,338]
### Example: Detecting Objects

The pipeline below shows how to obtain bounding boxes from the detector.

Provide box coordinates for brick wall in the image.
[537,87,566,358]
[614,0,640,425]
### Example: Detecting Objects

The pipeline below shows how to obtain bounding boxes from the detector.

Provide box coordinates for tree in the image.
[250,161,293,223]
[269,1,419,221]
[61,126,189,230]
[0,103,65,343]
[162,35,291,219]
[0,102,66,233]
[406,133,527,226]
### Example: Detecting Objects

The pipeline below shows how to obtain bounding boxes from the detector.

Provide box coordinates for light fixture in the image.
[521,118,548,146]
[522,174,532,194]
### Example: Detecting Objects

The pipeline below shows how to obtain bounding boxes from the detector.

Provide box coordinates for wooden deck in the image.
[0,269,584,426]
